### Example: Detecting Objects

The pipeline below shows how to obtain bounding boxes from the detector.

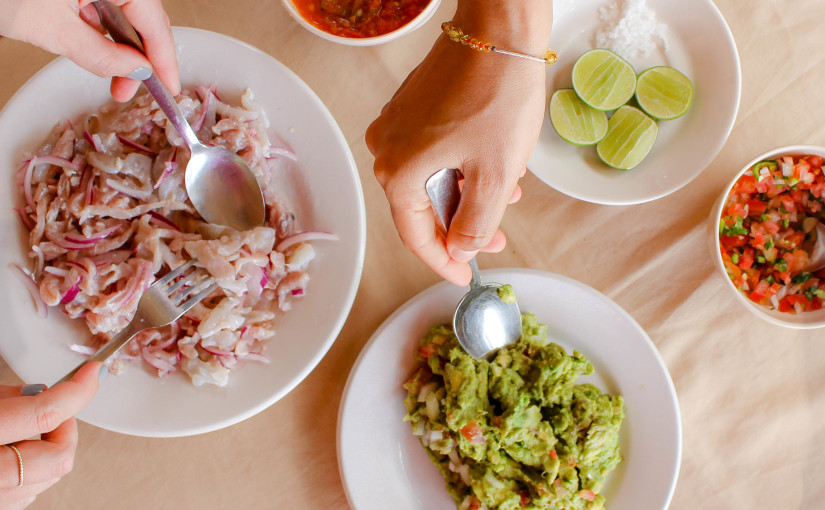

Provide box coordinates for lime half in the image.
[635,66,694,120]
[596,105,658,170]
[572,49,636,111]
[549,89,608,146]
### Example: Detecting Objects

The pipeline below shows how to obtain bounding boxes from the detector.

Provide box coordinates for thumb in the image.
[59,17,152,80]
[446,165,515,263]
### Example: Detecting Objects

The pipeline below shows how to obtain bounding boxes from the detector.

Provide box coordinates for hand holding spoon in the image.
[92,0,265,231]
[425,168,522,359]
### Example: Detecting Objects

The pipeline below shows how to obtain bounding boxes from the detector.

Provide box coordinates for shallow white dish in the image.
[0,27,366,437]
[529,0,741,205]
[338,268,681,510]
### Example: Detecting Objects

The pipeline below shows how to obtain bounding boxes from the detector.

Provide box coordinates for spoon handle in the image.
[425,168,481,289]
[91,0,201,148]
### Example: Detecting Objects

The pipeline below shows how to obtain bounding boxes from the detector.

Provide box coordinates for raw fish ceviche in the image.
[719,154,825,313]
[403,314,624,510]
[12,86,335,386]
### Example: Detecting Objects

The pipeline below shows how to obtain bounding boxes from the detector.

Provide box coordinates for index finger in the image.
[0,363,100,444]
[119,0,180,94]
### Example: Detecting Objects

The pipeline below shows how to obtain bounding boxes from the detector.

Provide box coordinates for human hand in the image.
[366,2,552,286]
[0,0,179,102]
[0,363,101,510]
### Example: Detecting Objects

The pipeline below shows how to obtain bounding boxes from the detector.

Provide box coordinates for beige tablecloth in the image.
[2,1,824,508]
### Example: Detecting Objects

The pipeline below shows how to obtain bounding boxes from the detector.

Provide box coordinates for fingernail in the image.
[127,66,153,81]
[99,365,109,384]
[451,249,478,263]
[21,384,47,396]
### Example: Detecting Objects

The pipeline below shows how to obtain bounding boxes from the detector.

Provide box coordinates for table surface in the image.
[2,1,824,509]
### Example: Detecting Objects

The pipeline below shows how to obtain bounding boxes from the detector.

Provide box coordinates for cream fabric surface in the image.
[1,0,824,509]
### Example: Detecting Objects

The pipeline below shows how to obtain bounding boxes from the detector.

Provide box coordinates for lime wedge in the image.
[635,66,694,120]
[596,105,658,170]
[549,89,609,146]
[571,49,636,111]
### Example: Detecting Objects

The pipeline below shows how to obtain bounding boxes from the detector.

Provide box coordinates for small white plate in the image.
[338,269,681,510]
[0,28,366,437]
[529,0,741,205]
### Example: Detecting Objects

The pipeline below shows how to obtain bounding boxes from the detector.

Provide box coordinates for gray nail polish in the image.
[127,66,153,81]
[21,384,47,396]
[99,365,109,384]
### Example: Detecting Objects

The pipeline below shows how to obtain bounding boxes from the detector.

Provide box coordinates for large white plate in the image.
[0,28,366,437]
[338,269,681,510]
[529,0,741,205]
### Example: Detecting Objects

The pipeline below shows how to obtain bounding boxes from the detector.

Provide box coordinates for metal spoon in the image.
[425,168,522,360]
[92,1,266,230]
[807,221,825,271]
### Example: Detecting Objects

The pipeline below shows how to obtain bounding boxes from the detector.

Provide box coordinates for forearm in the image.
[452,0,553,54]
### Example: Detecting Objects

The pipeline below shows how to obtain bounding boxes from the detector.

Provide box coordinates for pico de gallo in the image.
[292,0,431,38]
[719,154,825,313]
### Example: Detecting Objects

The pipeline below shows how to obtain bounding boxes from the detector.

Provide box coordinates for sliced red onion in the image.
[268,146,298,161]
[241,352,270,364]
[147,210,180,230]
[63,224,120,245]
[23,157,36,211]
[44,266,70,277]
[201,345,234,357]
[154,147,178,189]
[141,348,177,373]
[147,335,177,352]
[70,343,97,356]
[91,250,131,266]
[61,280,81,304]
[14,208,35,231]
[117,135,157,155]
[32,155,80,172]
[275,231,338,252]
[10,263,47,318]
[192,90,213,132]
[107,178,153,200]
[291,288,304,296]
[83,130,104,152]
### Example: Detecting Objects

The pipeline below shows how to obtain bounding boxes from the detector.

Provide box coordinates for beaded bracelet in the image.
[441,21,558,65]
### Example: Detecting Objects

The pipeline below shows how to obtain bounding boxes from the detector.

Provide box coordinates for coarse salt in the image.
[595,0,667,59]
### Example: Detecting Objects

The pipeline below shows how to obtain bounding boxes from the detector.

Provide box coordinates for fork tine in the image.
[157,260,196,286]
[173,276,215,306]
[166,268,207,296]
[177,282,218,313]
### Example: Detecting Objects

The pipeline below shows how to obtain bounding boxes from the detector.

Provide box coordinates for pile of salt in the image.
[595,0,667,59]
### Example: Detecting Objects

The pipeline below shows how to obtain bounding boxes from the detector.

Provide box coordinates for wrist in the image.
[452,0,553,55]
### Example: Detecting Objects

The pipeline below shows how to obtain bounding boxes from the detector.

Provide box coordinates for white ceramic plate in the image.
[529,0,741,205]
[0,28,366,437]
[338,269,681,510]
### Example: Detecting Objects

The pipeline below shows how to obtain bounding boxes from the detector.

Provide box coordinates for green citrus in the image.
[635,66,694,120]
[596,105,658,170]
[571,49,637,111]
[549,89,609,146]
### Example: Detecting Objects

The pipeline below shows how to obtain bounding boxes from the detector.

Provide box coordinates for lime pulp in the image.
[549,89,609,146]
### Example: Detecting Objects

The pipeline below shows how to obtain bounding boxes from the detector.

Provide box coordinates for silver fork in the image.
[54,260,218,385]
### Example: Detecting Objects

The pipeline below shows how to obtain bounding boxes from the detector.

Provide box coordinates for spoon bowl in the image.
[93,0,265,230]
[425,168,522,359]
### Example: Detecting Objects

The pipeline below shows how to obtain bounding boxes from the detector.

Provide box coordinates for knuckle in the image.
[34,403,62,432]
[90,52,123,78]
[52,452,76,478]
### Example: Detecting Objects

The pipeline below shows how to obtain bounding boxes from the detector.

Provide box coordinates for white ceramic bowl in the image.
[709,145,825,329]
[280,0,441,46]
[0,27,367,436]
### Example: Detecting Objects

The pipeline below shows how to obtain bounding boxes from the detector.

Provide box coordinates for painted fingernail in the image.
[451,249,478,263]
[21,384,47,396]
[99,365,109,384]
[127,66,153,81]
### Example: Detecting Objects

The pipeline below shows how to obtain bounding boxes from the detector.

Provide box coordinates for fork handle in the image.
[53,317,148,386]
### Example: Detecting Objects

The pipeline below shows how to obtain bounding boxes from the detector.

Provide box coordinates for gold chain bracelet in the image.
[441,21,557,65]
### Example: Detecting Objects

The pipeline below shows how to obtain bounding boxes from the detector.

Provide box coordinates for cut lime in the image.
[549,89,609,146]
[596,105,658,170]
[571,49,637,111]
[635,66,694,120]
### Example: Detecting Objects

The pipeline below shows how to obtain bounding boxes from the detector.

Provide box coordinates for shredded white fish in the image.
[16,86,320,386]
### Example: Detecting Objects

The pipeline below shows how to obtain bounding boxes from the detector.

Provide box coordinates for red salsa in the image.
[720,154,825,313]
[293,0,431,38]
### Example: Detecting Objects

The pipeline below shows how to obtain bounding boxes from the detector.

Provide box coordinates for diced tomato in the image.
[739,248,755,269]
[807,155,823,168]
[460,421,485,444]
[580,490,596,501]
[726,203,747,218]
[746,199,768,216]
[417,343,437,359]
[549,449,558,459]
[721,235,748,249]
[748,280,771,303]
[733,174,758,193]
[778,296,793,313]
[468,497,481,510]
[520,491,531,506]
[787,294,812,310]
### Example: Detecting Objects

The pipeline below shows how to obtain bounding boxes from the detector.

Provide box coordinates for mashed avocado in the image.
[403,313,624,510]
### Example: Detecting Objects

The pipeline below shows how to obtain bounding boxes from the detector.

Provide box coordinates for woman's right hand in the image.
[0,363,101,510]
[0,0,179,102]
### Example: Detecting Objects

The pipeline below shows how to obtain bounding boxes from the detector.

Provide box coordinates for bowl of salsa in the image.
[281,0,440,46]
[711,145,825,328]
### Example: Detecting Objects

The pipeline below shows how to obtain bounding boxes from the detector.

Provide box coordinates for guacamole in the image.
[403,313,624,510]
